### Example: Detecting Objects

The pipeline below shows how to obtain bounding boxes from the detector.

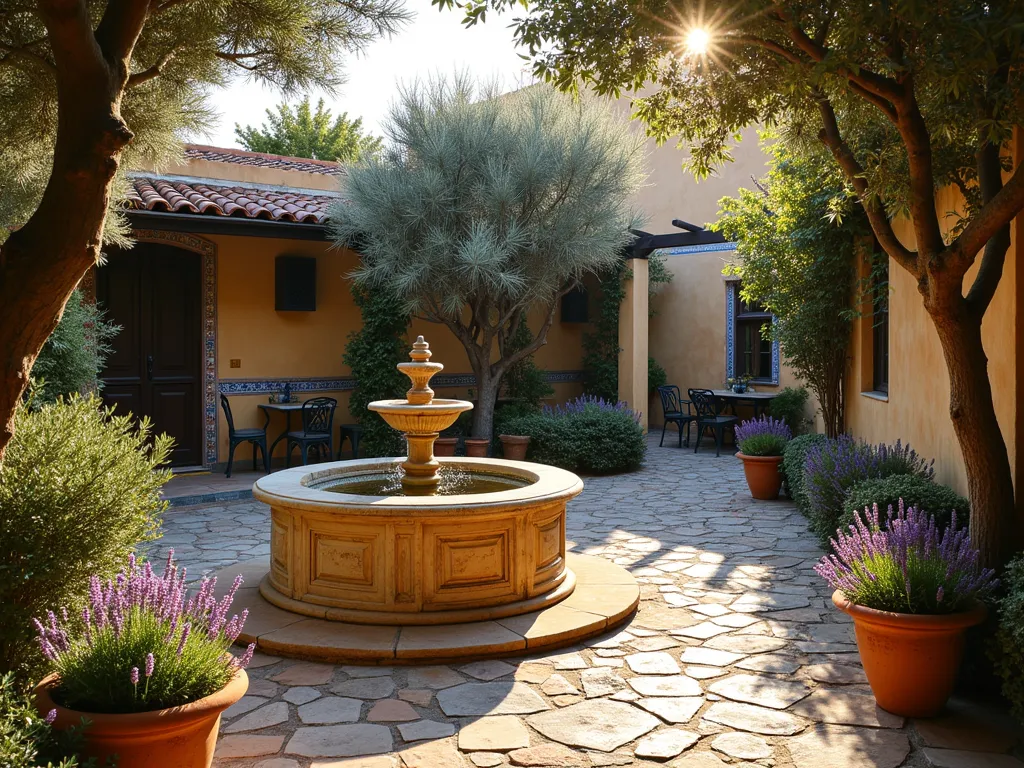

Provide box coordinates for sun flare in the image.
[685,27,711,55]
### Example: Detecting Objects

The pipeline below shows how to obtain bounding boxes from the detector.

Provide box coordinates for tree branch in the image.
[495,287,571,374]
[964,138,1016,316]
[814,92,917,273]
[894,75,945,258]
[127,46,179,87]
[94,0,151,68]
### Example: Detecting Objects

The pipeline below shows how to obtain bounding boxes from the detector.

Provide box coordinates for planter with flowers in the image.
[734,415,791,499]
[33,551,255,768]
[816,502,997,717]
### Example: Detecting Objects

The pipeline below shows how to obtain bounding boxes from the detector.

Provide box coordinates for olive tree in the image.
[0,0,408,463]
[330,78,647,438]
[716,140,866,438]
[437,0,1024,569]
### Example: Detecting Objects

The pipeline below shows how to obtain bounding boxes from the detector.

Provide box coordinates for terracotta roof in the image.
[184,144,345,176]
[126,176,335,224]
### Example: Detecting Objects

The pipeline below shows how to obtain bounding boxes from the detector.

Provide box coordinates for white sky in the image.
[202,6,531,148]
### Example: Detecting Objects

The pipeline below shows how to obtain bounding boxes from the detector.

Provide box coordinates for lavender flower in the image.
[815,502,997,614]
[32,550,255,715]
[543,395,642,424]
[734,415,791,456]
[45,709,57,725]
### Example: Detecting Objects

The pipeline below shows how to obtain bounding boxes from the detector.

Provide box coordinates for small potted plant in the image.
[33,551,255,768]
[734,415,791,499]
[727,375,751,394]
[816,503,997,717]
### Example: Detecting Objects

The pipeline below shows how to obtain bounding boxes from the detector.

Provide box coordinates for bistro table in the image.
[258,402,306,462]
[710,389,777,418]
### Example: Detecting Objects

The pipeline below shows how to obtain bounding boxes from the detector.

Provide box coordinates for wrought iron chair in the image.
[337,423,364,459]
[220,394,269,477]
[688,388,738,457]
[657,385,696,448]
[286,397,337,466]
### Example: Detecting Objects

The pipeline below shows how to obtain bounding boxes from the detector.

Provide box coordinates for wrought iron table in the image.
[258,402,306,462]
[709,389,778,418]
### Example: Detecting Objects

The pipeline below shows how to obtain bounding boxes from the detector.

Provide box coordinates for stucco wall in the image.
[212,234,584,463]
[844,184,1019,496]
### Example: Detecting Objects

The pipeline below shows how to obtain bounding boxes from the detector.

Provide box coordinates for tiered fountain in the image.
[229,337,638,663]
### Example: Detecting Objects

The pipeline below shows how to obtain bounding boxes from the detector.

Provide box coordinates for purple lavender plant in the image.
[735,415,791,456]
[815,501,997,614]
[34,551,255,714]
[543,394,642,424]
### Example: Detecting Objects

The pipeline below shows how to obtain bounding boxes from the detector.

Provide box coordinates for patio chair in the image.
[220,394,270,477]
[286,397,338,466]
[657,385,696,448]
[688,388,738,457]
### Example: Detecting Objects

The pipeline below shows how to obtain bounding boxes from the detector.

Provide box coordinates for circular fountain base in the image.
[211,553,638,665]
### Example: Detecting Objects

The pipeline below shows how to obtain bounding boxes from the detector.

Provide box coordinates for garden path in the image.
[153,436,1022,768]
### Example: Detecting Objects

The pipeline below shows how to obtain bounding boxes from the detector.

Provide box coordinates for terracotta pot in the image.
[499,435,531,461]
[34,669,248,768]
[832,590,986,717]
[433,437,458,456]
[735,453,784,500]
[463,438,490,458]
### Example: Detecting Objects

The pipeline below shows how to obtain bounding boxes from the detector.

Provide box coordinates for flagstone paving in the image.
[152,436,1023,767]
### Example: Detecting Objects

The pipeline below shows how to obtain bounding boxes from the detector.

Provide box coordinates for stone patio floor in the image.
[152,436,1022,768]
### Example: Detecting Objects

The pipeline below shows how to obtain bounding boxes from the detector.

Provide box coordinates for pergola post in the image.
[618,256,649,431]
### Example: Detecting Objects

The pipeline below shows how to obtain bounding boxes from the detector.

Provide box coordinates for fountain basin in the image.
[252,457,583,625]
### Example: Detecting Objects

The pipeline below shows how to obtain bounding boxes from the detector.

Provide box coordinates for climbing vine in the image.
[343,283,411,457]
[582,252,672,401]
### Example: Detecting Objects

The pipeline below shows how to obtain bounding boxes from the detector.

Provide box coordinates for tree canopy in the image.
[716,138,866,438]
[235,96,383,162]
[436,0,1024,567]
[330,78,647,437]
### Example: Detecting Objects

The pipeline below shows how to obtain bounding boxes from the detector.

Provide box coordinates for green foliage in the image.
[993,555,1024,723]
[0,0,410,242]
[781,433,828,511]
[503,402,645,474]
[332,77,647,437]
[738,434,787,457]
[54,606,235,714]
[0,396,171,683]
[768,386,810,436]
[235,96,382,162]
[648,357,667,393]
[843,475,969,533]
[30,291,119,405]
[717,142,863,437]
[583,252,672,400]
[0,673,93,768]
[502,320,554,409]
[343,283,410,457]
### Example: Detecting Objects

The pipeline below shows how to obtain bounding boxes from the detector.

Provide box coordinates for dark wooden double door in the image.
[98,244,203,467]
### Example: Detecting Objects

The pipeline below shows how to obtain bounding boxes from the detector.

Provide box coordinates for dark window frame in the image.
[871,260,890,393]
[733,291,774,383]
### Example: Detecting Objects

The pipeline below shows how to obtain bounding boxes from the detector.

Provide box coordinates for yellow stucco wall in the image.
[844,184,1018,496]
[211,234,584,463]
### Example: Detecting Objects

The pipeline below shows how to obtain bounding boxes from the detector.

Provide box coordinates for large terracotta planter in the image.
[499,434,531,461]
[433,437,458,456]
[463,438,489,457]
[34,669,248,768]
[736,453,784,500]
[832,590,986,717]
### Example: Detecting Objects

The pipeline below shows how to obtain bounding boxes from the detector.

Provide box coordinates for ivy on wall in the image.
[582,252,672,402]
[343,283,411,457]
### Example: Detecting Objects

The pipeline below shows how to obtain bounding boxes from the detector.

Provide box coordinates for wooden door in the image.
[97,243,203,467]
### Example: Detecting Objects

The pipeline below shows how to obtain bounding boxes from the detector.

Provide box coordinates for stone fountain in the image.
[232,337,638,663]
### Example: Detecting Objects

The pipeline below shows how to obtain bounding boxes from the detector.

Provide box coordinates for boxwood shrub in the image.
[842,474,969,532]
[502,396,645,474]
[994,554,1024,723]
[781,433,828,512]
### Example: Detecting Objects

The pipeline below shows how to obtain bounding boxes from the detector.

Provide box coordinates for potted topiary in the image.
[816,503,997,717]
[33,551,255,768]
[734,415,791,499]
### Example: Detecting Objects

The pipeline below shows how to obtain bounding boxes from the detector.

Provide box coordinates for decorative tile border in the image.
[134,230,219,467]
[659,242,738,256]
[725,281,779,386]
[219,370,585,396]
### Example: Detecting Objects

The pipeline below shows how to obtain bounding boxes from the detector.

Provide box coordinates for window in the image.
[871,259,889,392]
[734,293,773,381]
